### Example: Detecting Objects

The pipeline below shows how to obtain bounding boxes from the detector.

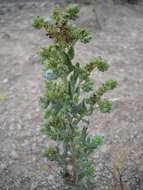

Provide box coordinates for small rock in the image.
[100,144,108,153]
[11,150,19,160]
[17,3,25,10]
[48,174,54,182]
[0,10,5,15]
[40,2,49,8]
[30,54,39,65]
[35,127,40,135]
[31,181,38,190]
[1,33,11,39]
[17,123,22,130]
[36,108,40,112]
[120,68,125,72]
[3,78,8,83]
[0,163,7,171]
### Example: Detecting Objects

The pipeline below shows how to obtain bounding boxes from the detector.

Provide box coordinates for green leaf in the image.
[90,57,109,72]
[90,136,103,149]
[52,101,61,113]
[40,47,50,58]
[42,148,49,157]
[96,79,117,101]
[63,4,79,20]
[80,29,92,44]
[42,147,59,161]
[68,47,75,60]
[70,70,79,93]
[62,50,74,72]
[99,99,112,113]
[81,80,93,92]
[87,164,94,175]
[87,137,90,144]
[52,5,60,22]
[104,79,117,90]
[32,16,44,29]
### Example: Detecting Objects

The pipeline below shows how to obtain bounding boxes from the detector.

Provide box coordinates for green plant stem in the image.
[70,124,77,185]
[63,72,77,186]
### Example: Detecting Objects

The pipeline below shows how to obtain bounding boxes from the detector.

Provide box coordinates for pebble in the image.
[100,144,108,153]
[36,108,40,112]
[31,181,38,190]
[0,163,7,171]
[2,78,8,83]
[11,150,19,160]
[1,33,11,39]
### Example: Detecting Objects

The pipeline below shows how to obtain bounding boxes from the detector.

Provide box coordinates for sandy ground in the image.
[0,0,143,189]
